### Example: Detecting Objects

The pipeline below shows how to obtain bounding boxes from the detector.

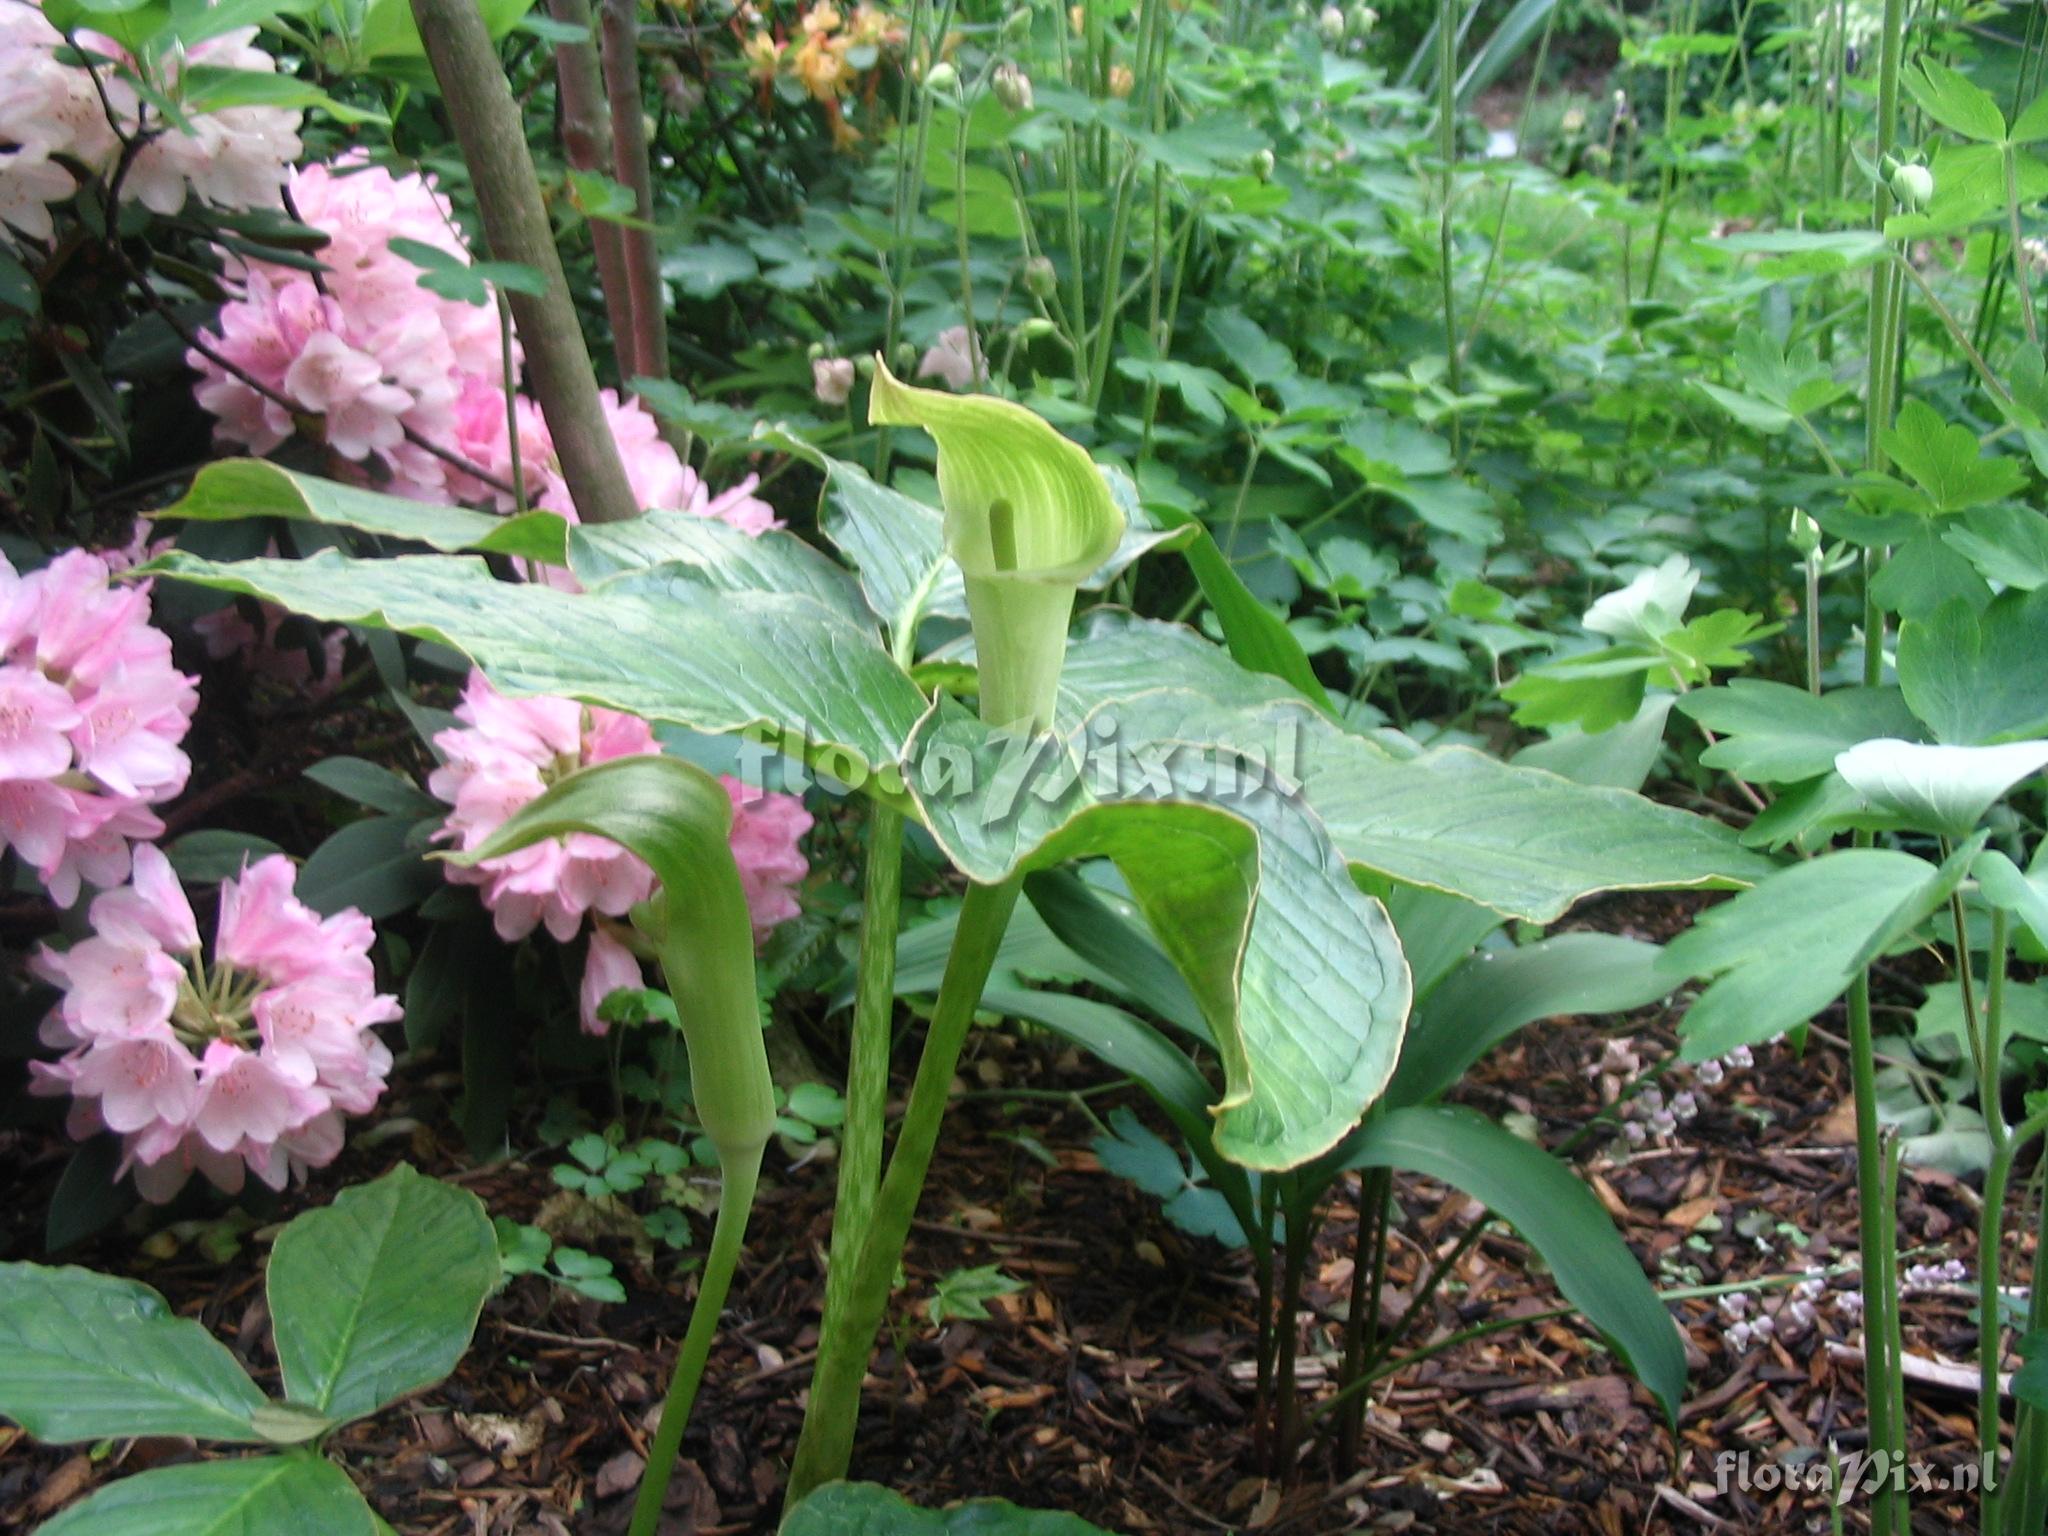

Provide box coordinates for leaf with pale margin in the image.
[1834,737,2048,838]
[0,1264,266,1443]
[1337,1106,1686,1425]
[905,692,1410,1171]
[1660,840,1984,1058]
[270,1165,498,1421]
[164,459,567,564]
[568,510,873,629]
[37,1456,378,1536]
[146,550,929,798]
[1676,681,1923,783]
[785,1482,1115,1535]
[1060,615,1772,921]
[1897,591,2048,745]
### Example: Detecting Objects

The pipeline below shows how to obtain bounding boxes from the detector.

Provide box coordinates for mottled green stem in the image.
[785,876,1025,1505]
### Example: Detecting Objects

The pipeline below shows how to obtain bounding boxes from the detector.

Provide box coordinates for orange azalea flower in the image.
[802,1,843,34]
[793,32,849,99]
[845,2,903,48]
[742,29,784,82]
[1107,62,1134,97]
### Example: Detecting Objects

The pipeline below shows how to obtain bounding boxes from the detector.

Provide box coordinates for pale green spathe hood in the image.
[869,358,1124,731]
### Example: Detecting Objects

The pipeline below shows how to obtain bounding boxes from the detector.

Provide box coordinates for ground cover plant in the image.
[0,0,2043,1527]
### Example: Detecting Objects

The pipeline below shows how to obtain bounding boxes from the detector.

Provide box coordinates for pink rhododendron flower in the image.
[428,672,812,1031]
[190,157,501,500]
[580,926,645,1035]
[470,386,782,537]
[725,776,814,940]
[30,845,399,1201]
[0,5,299,246]
[0,550,196,906]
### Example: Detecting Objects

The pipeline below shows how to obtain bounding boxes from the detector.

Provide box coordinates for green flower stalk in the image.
[453,755,773,1536]
[785,371,1121,1505]
[868,358,1125,732]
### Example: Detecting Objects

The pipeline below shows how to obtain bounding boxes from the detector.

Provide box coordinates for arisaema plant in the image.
[146,369,1770,1515]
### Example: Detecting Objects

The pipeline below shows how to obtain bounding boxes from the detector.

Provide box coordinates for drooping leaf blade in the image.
[1339,1106,1687,1425]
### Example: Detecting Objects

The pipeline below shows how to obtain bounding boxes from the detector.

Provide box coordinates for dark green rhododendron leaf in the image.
[1339,1107,1687,1425]
[166,459,568,563]
[784,1482,1117,1535]
[269,1166,498,1421]
[37,1456,377,1536]
[0,1264,266,1443]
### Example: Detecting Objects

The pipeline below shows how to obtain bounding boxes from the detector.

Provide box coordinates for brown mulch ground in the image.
[0,891,2016,1536]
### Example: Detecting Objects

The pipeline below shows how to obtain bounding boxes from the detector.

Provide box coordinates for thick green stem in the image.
[411,0,640,525]
[785,876,1025,1506]
[627,1150,762,1536]
[820,807,905,1345]
[1335,1165,1391,1472]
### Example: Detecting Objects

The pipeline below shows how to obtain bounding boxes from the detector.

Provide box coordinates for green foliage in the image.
[2,1169,497,1533]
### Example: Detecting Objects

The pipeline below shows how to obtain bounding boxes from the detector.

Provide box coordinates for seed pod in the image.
[993,61,1034,112]
[1890,162,1933,210]
[1023,255,1057,298]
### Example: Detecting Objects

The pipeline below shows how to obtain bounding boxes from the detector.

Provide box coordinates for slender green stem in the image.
[785,876,1025,1506]
[820,806,905,1356]
[2006,143,2041,348]
[1435,0,1461,452]
[627,1150,763,1536]
[1848,966,1906,1536]
[1335,1165,1391,1470]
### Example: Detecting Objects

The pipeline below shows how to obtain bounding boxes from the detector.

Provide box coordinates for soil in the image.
[0,889,2019,1535]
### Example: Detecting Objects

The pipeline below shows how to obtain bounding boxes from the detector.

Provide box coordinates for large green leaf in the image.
[569,512,874,629]
[1834,738,2048,838]
[0,1265,266,1444]
[164,459,567,564]
[1339,1106,1686,1425]
[268,1166,498,1422]
[907,693,1411,1170]
[1659,841,1982,1058]
[1062,615,1772,921]
[784,1482,1116,1535]
[147,550,929,798]
[1388,933,1671,1107]
[37,1456,377,1536]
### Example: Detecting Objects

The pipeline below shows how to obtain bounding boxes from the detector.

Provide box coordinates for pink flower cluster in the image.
[192,158,505,502]
[0,550,197,907]
[191,158,779,536]
[30,846,400,1202]
[427,672,813,1033]
[0,3,301,247]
